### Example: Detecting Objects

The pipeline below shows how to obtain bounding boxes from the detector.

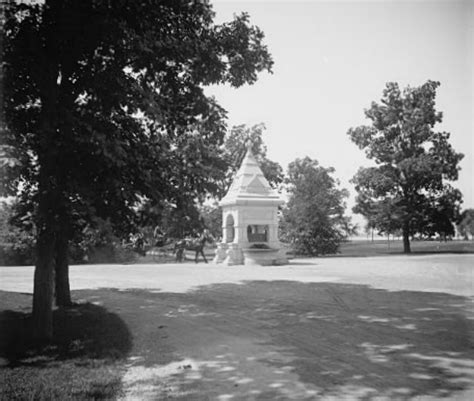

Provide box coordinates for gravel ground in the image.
[1,254,473,400]
[0,254,472,296]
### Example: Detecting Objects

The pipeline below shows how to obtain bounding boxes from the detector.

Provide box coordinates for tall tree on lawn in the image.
[348,81,463,252]
[280,157,353,256]
[2,0,273,340]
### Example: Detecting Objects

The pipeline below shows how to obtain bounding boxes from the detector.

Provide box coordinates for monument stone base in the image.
[213,242,288,266]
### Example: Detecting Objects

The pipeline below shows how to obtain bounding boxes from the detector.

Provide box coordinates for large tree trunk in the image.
[32,3,61,340]
[55,234,72,307]
[32,224,56,342]
[402,222,411,254]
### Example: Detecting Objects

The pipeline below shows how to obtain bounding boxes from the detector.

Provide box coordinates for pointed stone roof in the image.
[220,148,284,206]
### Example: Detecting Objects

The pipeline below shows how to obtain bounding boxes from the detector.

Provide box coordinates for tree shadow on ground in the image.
[126,281,474,400]
[0,294,133,400]
[0,301,132,366]
[245,281,473,399]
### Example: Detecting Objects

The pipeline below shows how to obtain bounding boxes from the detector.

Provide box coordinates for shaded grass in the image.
[0,364,123,401]
[0,292,132,400]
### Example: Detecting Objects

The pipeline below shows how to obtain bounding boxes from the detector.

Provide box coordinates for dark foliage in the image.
[199,202,223,239]
[280,157,353,256]
[222,123,284,193]
[0,201,35,265]
[2,0,272,338]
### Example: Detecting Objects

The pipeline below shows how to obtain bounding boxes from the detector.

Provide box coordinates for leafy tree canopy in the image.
[457,209,474,240]
[2,0,273,339]
[280,157,353,256]
[222,123,284,192]
[348,81,463,252]
[198,202,222,239]
[2,0,273,232]
[0,200,35,265]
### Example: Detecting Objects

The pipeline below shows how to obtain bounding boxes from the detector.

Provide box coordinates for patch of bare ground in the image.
[1,265,473,400]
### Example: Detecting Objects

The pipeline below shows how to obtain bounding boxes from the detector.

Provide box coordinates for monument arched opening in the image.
[225,214,235,243]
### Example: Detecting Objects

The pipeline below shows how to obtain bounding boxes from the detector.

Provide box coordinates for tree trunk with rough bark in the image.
[32,222,56,342]
[55,234,72,307]
[31,13,60,339]
[402,222,411,254]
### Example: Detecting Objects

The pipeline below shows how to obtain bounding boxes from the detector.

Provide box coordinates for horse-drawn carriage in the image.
[134,229,215,263]
[146,240,177,263]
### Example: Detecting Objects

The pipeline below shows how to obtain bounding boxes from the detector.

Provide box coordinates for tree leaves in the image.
[222,123,284,193]
[281,157,353,256]
[457,209,474,240]
[2,0,273,238]
[348,81,464,244]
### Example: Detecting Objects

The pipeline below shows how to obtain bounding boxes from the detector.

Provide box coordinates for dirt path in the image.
[1,254,473,400]
[79,280,473,400]
[1,254,472,296]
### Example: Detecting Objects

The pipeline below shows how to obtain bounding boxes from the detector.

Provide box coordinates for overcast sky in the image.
[206,0,473,223]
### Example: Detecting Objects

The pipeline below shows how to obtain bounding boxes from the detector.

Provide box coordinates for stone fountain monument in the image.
[213,146,288,266]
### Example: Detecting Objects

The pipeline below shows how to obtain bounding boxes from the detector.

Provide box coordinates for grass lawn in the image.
[336,239,474,257]
[1,266,473,400]
[137,240,474,264]
[0,292,130,400]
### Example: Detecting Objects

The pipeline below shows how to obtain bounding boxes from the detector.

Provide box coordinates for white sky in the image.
[206,0,474,224]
